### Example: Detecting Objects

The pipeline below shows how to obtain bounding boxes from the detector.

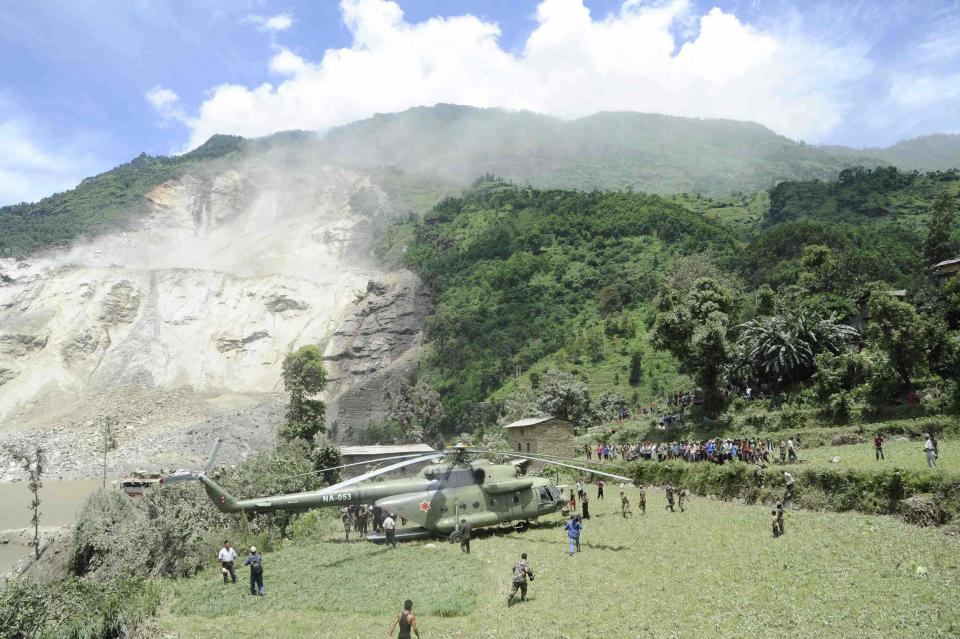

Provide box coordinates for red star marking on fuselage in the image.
[419,500,431,512]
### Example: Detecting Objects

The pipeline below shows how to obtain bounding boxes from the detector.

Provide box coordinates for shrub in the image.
[0,577,159,639]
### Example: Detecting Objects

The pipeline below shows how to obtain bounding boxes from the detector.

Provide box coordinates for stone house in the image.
[503,416,575,465]
[934,258,960,287]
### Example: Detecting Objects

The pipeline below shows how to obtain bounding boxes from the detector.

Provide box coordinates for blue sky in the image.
[1,0,958,205]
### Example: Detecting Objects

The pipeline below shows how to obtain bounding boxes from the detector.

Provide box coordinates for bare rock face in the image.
[323,272,431,440]
[0,334,47,357]
[98,280,141,324]
[0,161,426,472]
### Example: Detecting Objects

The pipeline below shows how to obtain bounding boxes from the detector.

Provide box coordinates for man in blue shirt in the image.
[243,546,265,596]
[566,515,582,556]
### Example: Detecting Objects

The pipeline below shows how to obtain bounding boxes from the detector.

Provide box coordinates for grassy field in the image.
[157,489,960,638]
[797,439,958,474]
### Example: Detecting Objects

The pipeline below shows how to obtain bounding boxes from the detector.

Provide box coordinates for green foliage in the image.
[280,346,328,443]
[312,437,343,485]
[70,484,228,581]
[735,308,858,387]
[628,351,643,386]
[384,379,447,444]
[865,288,930,387]
[651,278,737,417]
[0,576,160,639]
[923,190,957,265]
[535,370,592,425]
[219,439,322,537]
[404,182,736,424]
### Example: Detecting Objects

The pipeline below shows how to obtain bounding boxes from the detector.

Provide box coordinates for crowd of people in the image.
[588,436,801,465]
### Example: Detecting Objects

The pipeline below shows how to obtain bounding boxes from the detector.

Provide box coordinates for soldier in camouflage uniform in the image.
[341,507,354,541]
[637,485,647,514]
[507,553,534,607]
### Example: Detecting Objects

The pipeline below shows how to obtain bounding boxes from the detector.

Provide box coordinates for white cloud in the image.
[0,119,100,205]
[177,0,875,148]
[246,13,294,33]
[146,85,180,111]
[269,48,307,76]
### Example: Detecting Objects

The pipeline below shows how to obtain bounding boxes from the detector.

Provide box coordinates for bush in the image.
[628,460,960,523]
[0,576,159,639]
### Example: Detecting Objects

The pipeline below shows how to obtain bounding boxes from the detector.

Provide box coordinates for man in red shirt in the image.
[874,433,885,461]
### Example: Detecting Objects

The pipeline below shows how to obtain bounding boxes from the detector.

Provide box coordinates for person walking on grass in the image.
[597,479,605,499]
[786,438,797,463]
[341,506,354,541]
[576,478,585,501]
[383,512,397,548]
[782,472,795,503]
[677,488,688,513]
[218,540,237,584]
[459,520,472,554]
[507,553,534,607]
[243,546,265,596]
[620,491,631,518]
[637,485,646,514]
[776,502,785,535]
[582,493,591,520]
[566,515,582,555]
[665,484,676,512]
[924,434,938,469]
[874,433,885,461]
[388,599,421,639]
[771,510,781,538]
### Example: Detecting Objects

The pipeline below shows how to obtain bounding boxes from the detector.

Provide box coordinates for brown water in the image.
[0,478,102,574]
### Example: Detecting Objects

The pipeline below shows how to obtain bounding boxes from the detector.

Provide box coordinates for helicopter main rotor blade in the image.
[469,448,633,483]
[321,451,447,492]
[204,438,223,476]
[307,452,441,478]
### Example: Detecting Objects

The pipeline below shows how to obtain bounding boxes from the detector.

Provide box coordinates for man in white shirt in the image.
[924,434,938,469]
[218,540,237,584]
[786,438,797,463]
[382,513,397,548]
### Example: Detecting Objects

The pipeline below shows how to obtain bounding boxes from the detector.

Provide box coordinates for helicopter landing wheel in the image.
[513,520,529,532]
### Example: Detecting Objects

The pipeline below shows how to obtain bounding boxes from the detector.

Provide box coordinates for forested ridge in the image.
[399,170,960,435]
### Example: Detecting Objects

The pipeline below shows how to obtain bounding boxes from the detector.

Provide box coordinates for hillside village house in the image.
[503,416,575,465]
[934,258,960,287]
[339,444,435,477]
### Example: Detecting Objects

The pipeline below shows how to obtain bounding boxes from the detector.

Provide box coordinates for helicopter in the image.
[165,440,634,542]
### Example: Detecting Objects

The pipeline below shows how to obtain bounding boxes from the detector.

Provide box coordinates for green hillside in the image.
[399,170,960,432]
[317,105,888,196]
[0,135,244,256]
[5,105,960,257]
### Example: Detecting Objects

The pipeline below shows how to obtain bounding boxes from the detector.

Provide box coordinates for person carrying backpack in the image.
[243,546,265,596]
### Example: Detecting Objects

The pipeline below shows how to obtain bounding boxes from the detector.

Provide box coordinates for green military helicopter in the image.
[166,440,632,542]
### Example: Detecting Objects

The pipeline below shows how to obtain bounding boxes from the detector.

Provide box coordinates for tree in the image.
[9,446,45,560]
[312,437,343,485]
[386,379,446,443]
[535,370,592,425]
[628,351,643,386]
[100,416,118,489]
[923,191,956,265]
[865,289,929,388]
[650,278,737,417]
[280,345,327,443]
[736,309,858,386]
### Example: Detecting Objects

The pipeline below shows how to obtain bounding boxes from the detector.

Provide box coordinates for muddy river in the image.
[0,478,103,574]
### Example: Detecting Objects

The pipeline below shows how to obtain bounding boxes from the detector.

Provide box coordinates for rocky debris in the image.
[264,294,309,313]
[899,494,946,527]
[60,326,103,363]
[97,279,141,324]
[0,390,284,481]
[0,333,48,357]
[0,368,17,386]
[215,330,271,353]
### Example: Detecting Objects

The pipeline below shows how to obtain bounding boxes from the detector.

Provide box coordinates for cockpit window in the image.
[538,488,550,501]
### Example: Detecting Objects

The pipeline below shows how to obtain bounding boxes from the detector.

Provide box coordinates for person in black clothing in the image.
[388,600,420,639]
[581,493,591,520]
[459,520,472,554]
[243,546,265,596]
